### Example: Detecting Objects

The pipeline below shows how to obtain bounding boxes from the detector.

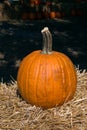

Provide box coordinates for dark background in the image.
[0,17,87,83]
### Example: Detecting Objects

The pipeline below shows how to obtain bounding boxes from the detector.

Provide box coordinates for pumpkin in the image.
[21,12,28,20]
[50,11,56,19]
[28,6,36,20]
[34,0,40,5]
[17,27,77,109]
[56,11,62,18]
[28,12,36,20]
[30,0,35,7]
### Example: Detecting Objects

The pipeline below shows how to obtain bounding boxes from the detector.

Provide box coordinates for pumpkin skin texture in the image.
[17,27,77,109]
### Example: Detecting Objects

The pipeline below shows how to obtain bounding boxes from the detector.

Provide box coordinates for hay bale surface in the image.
[0,68,87,130]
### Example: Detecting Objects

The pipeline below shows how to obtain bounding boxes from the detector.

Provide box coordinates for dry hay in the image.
[0,68,87,130]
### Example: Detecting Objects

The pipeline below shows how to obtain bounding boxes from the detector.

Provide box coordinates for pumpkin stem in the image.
[41,27,52,54]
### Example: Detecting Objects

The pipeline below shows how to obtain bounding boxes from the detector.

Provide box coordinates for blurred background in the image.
[0,0,87,20]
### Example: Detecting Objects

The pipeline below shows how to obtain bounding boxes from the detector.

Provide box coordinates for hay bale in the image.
[0,68,87,130]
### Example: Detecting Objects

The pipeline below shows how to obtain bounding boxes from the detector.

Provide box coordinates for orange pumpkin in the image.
[28,12,36,20]
[17,27,77,109]
[50,11,56,19]
[34,0,40,5]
